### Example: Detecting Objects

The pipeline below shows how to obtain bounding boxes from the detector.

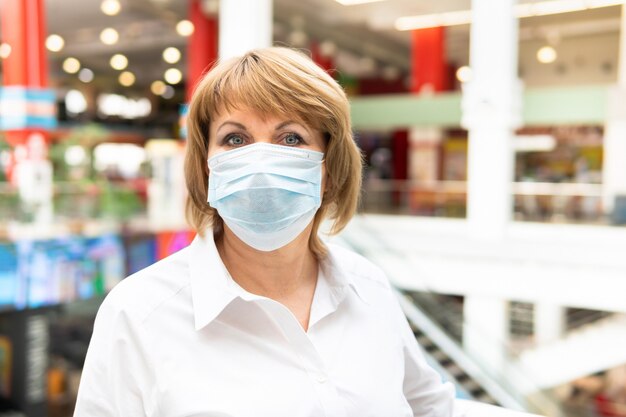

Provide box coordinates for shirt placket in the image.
[256,299,347,417]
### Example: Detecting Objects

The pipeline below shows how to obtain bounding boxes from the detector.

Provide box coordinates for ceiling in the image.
[0,0,623,96]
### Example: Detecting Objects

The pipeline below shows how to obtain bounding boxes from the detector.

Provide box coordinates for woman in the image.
[74,47,455,417]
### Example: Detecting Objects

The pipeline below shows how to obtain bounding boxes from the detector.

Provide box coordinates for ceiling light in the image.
[537,46,557,64]
[396,11,472,31]
[382,66,400,80]
[335,0,386,4]
[395,0,626,31]
[65,145,88,166]
[513,3,535,16]
[151,80,167,95]
[45,34,65,52]
[586,0,625,6]
[110,54,128,70]
[514,135,557,152]
[440,10,473,26]
[359,56,376,73]
[528,0,585,16]
[456,66,473,83]
[288,30,309,47]
[0,43,11,59]
[78,68,95,83]
[63,57,81,74]
[162,47,181,64]
[65,90,87,114]
[100,28,119,45]
[164,68,183,84]
[119,71,136,87]
[396,14,442,31]
[97,95,151,119]
[176,20,195,37]
[101,0,121,16]
[162,85,175,99]
[203,0,220,14]
[319,41,337,57]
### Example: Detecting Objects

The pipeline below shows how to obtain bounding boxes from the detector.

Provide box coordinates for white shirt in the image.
[74,232,455,417]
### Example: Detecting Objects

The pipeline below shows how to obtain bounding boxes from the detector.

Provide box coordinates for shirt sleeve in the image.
[73,292,155,417]
[393,293,456,417]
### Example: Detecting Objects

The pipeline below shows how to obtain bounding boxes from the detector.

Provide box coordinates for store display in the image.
[0,336,11,399]
[123,233,157,275]
[0,228,189,415]
[156,230,195,260]
[611,195,626,225]
[0,245,18,311]
[0,233,128,310]
[17,238,84,309]
[83,234,125,298]
[145,139,186,227]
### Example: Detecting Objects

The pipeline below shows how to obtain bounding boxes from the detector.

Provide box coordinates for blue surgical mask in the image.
[207,143,324,251]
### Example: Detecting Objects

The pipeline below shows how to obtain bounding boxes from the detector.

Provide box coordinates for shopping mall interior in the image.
[1,0,626,416]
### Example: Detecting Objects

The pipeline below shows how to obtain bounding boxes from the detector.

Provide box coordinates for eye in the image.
[224,134,246,147]
[282,133,304,146]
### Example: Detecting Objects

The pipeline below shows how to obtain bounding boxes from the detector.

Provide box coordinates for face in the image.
[208,107,329,192]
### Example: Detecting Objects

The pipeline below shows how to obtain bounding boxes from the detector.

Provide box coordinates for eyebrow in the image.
[275,120,310,133]
[216,121,247,134]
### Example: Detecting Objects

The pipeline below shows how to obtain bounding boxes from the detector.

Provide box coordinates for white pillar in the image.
[617,4,626,87]
[533,303,564,346]
[219,0,273,60]
[463,296,509,376]
[602,5,626,214]
[146,140,186,228]
[462,0,522,240]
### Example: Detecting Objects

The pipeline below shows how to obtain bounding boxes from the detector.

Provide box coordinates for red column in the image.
[1,0,48,87]
[391,129,409,207]
[410,27,448,94]
[310,41,335,77]
[1,0,50,147]
[186,0,218,101]
[405,27,449,213]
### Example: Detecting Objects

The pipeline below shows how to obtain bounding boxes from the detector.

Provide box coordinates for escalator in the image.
[400,290,500,404]
[333,227,566,416]
[394,289,533,412]
[412,323,499,405]
[405,291,464,342]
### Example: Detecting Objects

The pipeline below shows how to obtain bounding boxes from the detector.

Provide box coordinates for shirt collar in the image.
[188,232,240,331]
[188,232,369,331]
[322,244,370,305]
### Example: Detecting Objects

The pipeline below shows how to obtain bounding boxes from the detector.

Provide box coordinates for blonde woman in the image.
[74,47,455,417]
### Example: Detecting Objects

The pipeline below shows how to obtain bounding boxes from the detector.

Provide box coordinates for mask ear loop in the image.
[321,159,332,198]
[206,159,213,204]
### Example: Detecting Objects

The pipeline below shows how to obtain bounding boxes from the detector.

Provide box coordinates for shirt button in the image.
[315,373,328,383]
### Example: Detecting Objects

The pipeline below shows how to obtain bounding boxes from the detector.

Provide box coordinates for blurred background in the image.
[0,0,625,416]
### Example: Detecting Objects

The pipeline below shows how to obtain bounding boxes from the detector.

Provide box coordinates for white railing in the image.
[361,179,606,224]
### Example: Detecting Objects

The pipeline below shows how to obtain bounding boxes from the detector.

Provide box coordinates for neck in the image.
[215,225,318,301]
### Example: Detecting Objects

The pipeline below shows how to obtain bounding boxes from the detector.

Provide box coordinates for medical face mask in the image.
[207,143,324,251]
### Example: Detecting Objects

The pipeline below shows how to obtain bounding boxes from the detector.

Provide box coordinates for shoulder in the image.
[325,242,407,329]
[98,246,191,325]
[326,242,391,291]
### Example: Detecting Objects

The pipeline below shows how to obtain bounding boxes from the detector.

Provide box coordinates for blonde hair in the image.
[184,47,362,258]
